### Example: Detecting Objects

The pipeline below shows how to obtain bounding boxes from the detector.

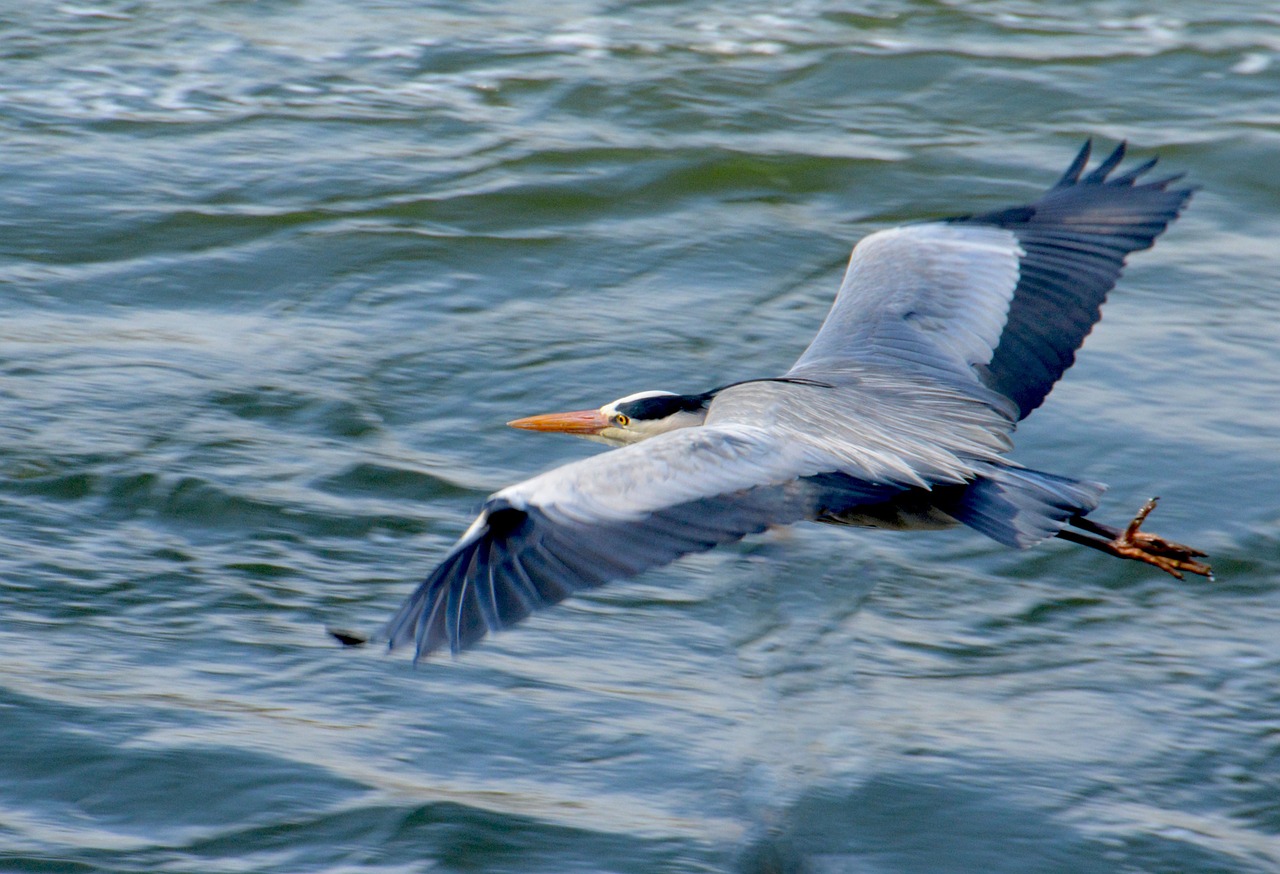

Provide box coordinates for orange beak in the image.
[507,408,609,435]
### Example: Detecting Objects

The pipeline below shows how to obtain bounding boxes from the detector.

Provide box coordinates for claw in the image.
[1107,497,1213,580]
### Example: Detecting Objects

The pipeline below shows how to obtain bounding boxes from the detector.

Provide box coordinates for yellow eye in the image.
[614,413,631,427]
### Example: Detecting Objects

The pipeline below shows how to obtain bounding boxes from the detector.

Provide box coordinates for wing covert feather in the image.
[381,433,903,657]
[790,223,1022,379]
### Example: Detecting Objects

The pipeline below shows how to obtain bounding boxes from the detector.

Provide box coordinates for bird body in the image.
[372,141,1211,660]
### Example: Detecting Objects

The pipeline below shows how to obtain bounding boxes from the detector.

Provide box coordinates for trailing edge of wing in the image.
[380,472,901,659]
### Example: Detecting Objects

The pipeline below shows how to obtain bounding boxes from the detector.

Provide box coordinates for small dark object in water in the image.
[328,628,368,647]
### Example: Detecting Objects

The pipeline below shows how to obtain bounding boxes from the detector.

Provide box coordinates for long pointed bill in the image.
[507,409,609,435]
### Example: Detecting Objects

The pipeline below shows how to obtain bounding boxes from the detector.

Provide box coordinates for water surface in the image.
[3,2,1279,872]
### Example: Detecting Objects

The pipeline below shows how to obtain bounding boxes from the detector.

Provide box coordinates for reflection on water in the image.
[2,1,1279,872]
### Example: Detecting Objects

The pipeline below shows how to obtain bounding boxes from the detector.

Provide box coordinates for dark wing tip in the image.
[1061,140,1197,203]
[380,500,583,661]
[1054,139,1093,188]
[1146,171,1196,193]
[1054,139,1195,193]
[1111,155,1158,185]
[1083,140,1127,183]
[960,139,1195,231]
[379,529,483,661]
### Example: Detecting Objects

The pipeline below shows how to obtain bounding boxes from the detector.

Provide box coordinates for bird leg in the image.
[1057,497,1213,580]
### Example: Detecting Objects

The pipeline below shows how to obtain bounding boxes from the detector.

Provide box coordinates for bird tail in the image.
[945,463,1106,548]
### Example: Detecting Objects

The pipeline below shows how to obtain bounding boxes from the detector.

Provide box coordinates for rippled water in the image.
[3,2,1279,872]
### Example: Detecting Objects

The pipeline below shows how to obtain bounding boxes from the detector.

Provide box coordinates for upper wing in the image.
[789,221,1023,382]
[381,425,905,659]
[789,141,1195,419]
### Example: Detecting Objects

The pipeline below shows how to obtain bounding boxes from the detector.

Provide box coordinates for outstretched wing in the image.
[381,425,906,659]
[789,141,1195,419]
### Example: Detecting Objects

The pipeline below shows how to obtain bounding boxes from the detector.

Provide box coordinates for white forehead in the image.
[602,390,677,411]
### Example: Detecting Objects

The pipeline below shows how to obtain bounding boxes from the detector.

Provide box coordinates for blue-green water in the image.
[3,2,1279,872]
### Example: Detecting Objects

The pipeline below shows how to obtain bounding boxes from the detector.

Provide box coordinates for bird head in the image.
[508,389,711,446]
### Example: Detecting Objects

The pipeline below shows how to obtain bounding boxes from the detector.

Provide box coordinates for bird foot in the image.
[1105,498,1213,580]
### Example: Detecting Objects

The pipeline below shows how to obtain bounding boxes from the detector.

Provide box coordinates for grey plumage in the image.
[378,141,1200,660]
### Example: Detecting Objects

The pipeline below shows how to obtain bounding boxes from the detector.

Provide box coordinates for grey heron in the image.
[372,141,1212,660]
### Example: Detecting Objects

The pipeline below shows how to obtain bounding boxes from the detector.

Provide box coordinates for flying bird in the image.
[370,141,1212,660]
